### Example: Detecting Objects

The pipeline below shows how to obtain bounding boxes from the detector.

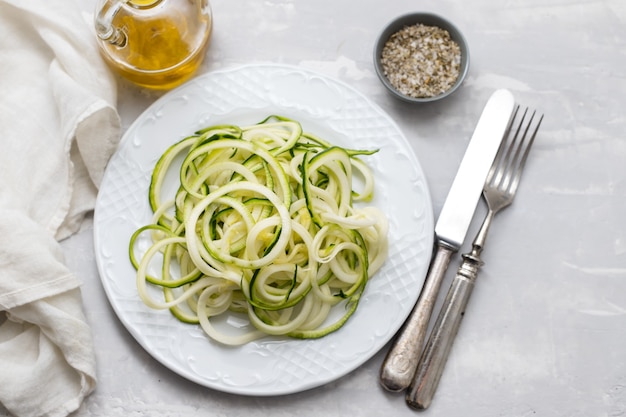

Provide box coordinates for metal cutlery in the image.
[380,89,516,392]
[406,106,544,409]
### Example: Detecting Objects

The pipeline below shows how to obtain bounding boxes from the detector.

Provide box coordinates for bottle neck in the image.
[127,0,163,8]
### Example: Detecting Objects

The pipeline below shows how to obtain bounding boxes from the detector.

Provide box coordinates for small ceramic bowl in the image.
[374,12,469,103]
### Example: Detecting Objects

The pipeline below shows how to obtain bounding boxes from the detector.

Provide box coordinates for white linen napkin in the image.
[0,0,121,416]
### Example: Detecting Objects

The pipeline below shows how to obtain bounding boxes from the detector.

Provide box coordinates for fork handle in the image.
[406,251,483,409]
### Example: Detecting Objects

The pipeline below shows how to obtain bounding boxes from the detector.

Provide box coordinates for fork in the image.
[405,106,544,410]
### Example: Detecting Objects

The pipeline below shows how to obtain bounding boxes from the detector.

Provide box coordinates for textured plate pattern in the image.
[93,64,434,396]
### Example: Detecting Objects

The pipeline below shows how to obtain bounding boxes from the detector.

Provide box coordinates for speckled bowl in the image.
[374,12,469,103]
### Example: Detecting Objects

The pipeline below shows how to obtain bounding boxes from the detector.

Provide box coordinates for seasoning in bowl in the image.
[381,24,461,99]
[374,13,469,103]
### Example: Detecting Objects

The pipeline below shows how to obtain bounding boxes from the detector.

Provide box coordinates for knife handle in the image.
[405,252,482,409]
[379,244,455,392]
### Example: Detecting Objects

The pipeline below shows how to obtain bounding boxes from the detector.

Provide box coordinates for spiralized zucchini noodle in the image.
[129,115,389,345]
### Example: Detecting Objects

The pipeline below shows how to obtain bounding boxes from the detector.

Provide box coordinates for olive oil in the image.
[96,0,212,90]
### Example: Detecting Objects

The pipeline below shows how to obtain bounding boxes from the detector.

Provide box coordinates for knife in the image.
[379,89,515,392]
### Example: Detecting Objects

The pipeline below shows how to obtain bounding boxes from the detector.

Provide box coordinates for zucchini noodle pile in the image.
[129,115,389,345]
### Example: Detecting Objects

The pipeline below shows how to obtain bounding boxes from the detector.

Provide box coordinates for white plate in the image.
[93,63,434,396]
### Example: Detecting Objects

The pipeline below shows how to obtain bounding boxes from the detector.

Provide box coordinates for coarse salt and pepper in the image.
[380,23,462,99]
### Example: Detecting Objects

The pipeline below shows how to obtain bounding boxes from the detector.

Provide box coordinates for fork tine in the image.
[485,105,520,186]
[497,107,527,189]
[498,107,530,191]
[506,109,543,196]
[489,105,543,196]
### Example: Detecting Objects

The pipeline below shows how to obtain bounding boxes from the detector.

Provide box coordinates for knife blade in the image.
[379,89,515,392]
